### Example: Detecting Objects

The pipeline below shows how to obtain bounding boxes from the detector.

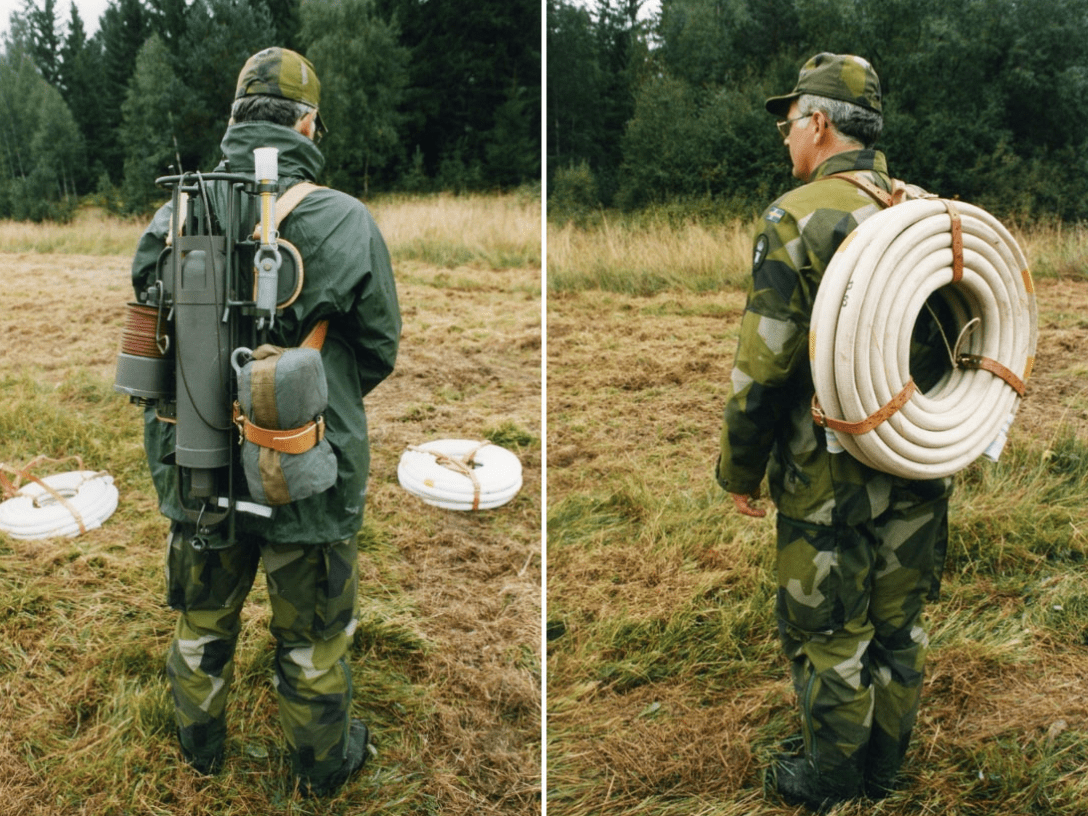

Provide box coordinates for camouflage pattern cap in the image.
[236,47,326,133]
[765,53,882,117]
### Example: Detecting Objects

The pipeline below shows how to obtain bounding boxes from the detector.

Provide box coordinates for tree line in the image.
[548,0,1088,223]
[1,0,540,220]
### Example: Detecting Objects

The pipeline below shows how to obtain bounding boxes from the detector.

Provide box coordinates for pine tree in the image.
[25,0,62,86]
[300,0,409,195]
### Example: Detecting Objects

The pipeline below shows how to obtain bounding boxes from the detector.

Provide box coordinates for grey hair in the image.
[230,94,316,128]
[797,93,883,149]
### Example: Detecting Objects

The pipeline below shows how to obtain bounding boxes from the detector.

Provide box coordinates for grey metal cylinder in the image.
[173,236,231,483]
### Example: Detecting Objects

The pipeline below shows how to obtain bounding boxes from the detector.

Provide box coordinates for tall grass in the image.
[0,192,543,271]
[547,211,1088,295]
[0,207,145,255]
[373,192,542,270]
[548,213,755,294]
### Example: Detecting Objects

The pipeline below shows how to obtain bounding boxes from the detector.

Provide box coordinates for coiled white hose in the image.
[397,439,522,511]
[810,198,1037,480]
[0,471,119,540]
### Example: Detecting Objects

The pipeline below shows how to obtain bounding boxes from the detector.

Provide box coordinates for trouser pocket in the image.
[165,523,259,612]
[775,514,873,638]
[264,538,359,642]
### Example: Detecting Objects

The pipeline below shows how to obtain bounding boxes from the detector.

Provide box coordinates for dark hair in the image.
[231,94,314,128]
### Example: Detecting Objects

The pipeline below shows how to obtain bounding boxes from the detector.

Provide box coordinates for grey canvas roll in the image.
[236,344,337,505]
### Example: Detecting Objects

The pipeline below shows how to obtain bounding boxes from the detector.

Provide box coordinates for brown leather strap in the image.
[0,456,93,534]
[944,199,964,282]
[956,354,1027,397]
[251,181,325,240]
[301,320,329,351]
[811,379,917,435]
[233,402,326,454]
[824,171,893,208]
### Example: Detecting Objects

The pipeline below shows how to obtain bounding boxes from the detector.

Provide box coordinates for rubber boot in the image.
[770,754,863,813]
[300,719,373,798]
[177,721,225,775]
[864,727,910,800]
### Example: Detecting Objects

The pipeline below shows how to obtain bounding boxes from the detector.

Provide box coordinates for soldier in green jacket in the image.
[131,48,401,796]
[716,53,951,811]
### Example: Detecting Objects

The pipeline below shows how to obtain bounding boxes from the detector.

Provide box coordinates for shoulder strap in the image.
[252,181,326,239]
[164,192,188,247]
[823,171,894,208]
[301,319,329,350]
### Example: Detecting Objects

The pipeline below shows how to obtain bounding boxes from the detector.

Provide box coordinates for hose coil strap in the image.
[811,379,917,435]
[408,441,489,511]
[397,439,523,512]
[809,197,1037,479]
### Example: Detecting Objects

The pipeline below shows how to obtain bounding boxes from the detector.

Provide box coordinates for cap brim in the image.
[765,93,799,117]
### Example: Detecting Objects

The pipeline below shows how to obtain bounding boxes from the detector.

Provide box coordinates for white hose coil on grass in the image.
[0,471,119,540]
[810,198,1037,480]
[398,439,522,511]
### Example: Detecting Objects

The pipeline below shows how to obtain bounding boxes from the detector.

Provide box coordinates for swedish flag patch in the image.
[765,207,786,223]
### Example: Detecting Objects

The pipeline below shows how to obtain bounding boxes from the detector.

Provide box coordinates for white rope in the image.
[810,198,1037,479]
[0,471,119,540]
[397,439,522,511]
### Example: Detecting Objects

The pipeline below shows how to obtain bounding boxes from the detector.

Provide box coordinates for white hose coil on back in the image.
[810,198,1037,480]
[398,439,522,511]
[0,471,119,540]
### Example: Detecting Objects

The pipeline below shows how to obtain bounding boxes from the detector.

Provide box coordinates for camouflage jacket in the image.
[717,149,949,526]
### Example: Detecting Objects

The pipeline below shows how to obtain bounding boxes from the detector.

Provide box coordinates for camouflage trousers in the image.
[164,522,359,785]
[775,483,949,795]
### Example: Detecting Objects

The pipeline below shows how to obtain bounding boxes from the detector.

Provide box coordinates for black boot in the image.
[770,754,862,813]
[300,719,373,797]
[177,723,225,775]
[864,728,909,800]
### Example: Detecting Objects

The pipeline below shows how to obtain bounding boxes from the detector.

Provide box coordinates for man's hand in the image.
[731,491,767,518]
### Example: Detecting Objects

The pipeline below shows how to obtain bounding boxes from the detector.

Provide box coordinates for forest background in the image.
[547,0,1088,225]
[1,0,541,221]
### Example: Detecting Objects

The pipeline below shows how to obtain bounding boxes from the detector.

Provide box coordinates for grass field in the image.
[546,213,1088,815]
[0,194,541,815]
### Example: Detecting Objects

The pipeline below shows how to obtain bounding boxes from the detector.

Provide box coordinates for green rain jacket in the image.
[717,149,949,526]
[132,121,401,544]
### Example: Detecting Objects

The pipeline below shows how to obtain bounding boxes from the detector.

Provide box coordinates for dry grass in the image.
[547,214,754,294]
[0,207,146,255]
[0,192,542,271]
[547,212,1088,296]
[373,192,542,271]
[546,278,1088,815]
[0,198,541,815]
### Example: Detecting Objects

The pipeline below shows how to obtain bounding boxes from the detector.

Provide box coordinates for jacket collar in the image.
[217,121,325,182]
[810,149,888,182]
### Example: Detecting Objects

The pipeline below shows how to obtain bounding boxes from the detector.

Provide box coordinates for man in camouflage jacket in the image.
[131,48,400,796]
[716,53,951,811]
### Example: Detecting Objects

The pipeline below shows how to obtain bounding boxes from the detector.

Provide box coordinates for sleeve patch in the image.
[765,207,786,223]
[753,234,769,270]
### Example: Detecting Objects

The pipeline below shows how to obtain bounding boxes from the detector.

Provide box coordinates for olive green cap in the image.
[765,53,882,117]
[235,47,327,135]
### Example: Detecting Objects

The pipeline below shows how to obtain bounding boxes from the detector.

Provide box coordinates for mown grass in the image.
[547,210,1088,295]
[0,194,541,815]
[546,271,1088,815]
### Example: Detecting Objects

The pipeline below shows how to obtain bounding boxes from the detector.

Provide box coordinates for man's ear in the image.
[296,110,318,140]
